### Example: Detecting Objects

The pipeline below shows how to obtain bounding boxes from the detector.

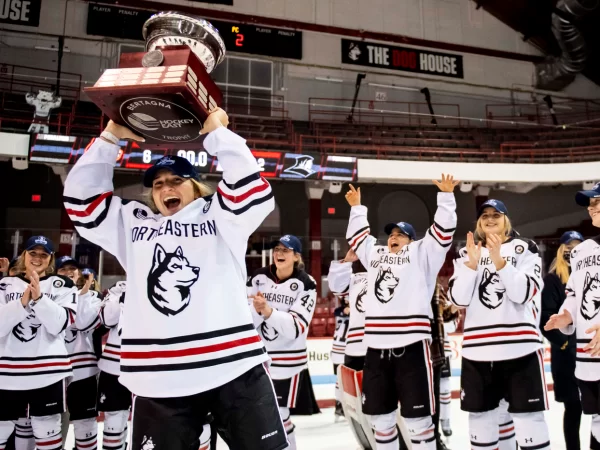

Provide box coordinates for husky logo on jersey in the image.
[581,272,600,320]
[374,266,399,303]
[147,244,200,316]
[99,393,106,403]
[284,155,316,178]
[141,436,155,450]
[12,316,42,342]
[356,283,367,313]
[479,268,506,309]
[65,328,77,344]
[260,321,279,341]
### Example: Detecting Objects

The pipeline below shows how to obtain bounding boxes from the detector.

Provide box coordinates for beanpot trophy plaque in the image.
[84,12,225,148]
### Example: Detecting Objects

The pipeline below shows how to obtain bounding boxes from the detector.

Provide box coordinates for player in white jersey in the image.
[448,199,549,450]
[331,294,350,418]
[545,183,600,449]
[63,109,286,450]
[55,256,101,450]
[344,175,458,450]
[0,236,78,450]
[328,249,368,370]
[248,235,318,450]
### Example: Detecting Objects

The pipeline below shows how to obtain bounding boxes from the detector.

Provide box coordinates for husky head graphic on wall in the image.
[581,272,600,320]
[348,42,362,61]
[479,268,506,309]
[147,244,200,316]
[356,283,367,313]
[374,266,399,303]
[12,314,42,343]
[260,321,279,341]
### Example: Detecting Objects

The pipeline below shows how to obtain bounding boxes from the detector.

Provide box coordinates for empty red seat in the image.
[311,318,327,337]
[326,317,336,336]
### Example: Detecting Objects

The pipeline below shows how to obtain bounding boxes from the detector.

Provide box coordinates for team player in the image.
[344,175,458,450]
[56,256,102,450]
[0,236,78,450]
[63,109,287,450]
[545,183,600,449]
[448,199,550,450]
[331,293,350,418]
[328,249,368,371]
[248,235,318,450]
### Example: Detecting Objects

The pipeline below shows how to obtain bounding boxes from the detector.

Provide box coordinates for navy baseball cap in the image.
[82,268,97,279]
[560,231,584,245]
[384,222,417,240]
[478,199,508,218]
[25,235,54,254]
[143,155,199,188]
[276,235,302,253]
[576,182,600,206]
[56,255,81,270]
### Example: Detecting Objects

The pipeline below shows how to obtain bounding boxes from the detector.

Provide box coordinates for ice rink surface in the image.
[64,397,592,449]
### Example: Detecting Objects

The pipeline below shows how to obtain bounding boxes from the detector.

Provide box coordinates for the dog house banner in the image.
[341,38,464,79]
[0,0,42,27]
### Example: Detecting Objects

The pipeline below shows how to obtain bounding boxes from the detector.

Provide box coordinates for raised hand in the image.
[200,108,229,135]
[253,291,273,319]
[104,120,144,142]
[0,258,9,273]
[344,248,358,263]
[21,286,31,308]
[345,184,361,207]
[544,310,573,331]
[29,271,41,301]
[486,233,506,270]
[464,232,482,271]
[79,273,94,296]
[433,174,460,193]
[583,323,600,357]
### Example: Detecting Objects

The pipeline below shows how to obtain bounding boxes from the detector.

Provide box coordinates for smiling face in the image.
[478,207,507,237]
[273,245,299,272]
[589,198,600,227]
[57,264,81,282]
[151,170,197,216]
[25,246,51,276]
[387,229,411,253]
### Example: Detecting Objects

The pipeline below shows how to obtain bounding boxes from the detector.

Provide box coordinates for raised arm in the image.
[345,185,376,268]
[100,282,126,328]
[328,251,354,295]
[75,291,102,332]
[447,241,480,308]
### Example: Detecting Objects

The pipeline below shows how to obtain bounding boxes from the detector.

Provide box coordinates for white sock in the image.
[73,417,98,450]
[512,412,550,449]
[31,414,62,450]
[13,418,34,450]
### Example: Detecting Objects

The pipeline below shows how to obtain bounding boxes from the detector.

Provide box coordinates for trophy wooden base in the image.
[84,46,222,149]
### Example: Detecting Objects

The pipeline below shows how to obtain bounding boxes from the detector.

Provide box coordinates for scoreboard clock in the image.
[87,4,302,60]
[29,134,356,182]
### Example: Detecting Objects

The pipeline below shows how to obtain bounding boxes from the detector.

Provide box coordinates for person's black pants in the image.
[563,399,582,450]
[432,364,442,445]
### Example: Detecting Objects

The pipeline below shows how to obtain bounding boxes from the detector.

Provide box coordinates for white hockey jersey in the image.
[444,319,456,358]
[559,237,600,381]
[64,127,273,398]
[328,261,368,357]
[247,265,317,380]
[65,290,102,381]
[0,275,76,390]
[331,303,349,365]
[448,237,543,361]
[98,282,126,376]
[346,192,456,349]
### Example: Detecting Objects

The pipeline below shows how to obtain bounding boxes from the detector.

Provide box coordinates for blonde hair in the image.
[294,253,305,271]
[549,243,571,284]
[474,214,513,245]
[14,250,56,276]
[146,178,213,214]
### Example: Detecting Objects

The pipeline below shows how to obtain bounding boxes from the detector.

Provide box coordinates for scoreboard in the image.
[29,134,356,182]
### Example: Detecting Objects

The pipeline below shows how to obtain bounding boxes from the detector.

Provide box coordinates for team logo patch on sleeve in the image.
[53,279,64,288]
[479,268,506,309]
[147,244,200,316]
[581,272,600,320]
[515,245,524,254]
[134,208,151,220]
[290,282,298,291]
[203,200,212,213]
[374,266,399,303]
[0,283,7,291]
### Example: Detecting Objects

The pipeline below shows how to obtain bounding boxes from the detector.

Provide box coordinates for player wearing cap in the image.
[247,235,318,450]
[539,231,584,450]
[0,236,78,450]
[448,199,549,450]
[344,175,458,450]
[545,183,600,450]
[55,256,102,450]
[63,109,286,450]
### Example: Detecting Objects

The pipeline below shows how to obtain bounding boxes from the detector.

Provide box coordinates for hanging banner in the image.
[0,0,42,27]
[342,38,464,79]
